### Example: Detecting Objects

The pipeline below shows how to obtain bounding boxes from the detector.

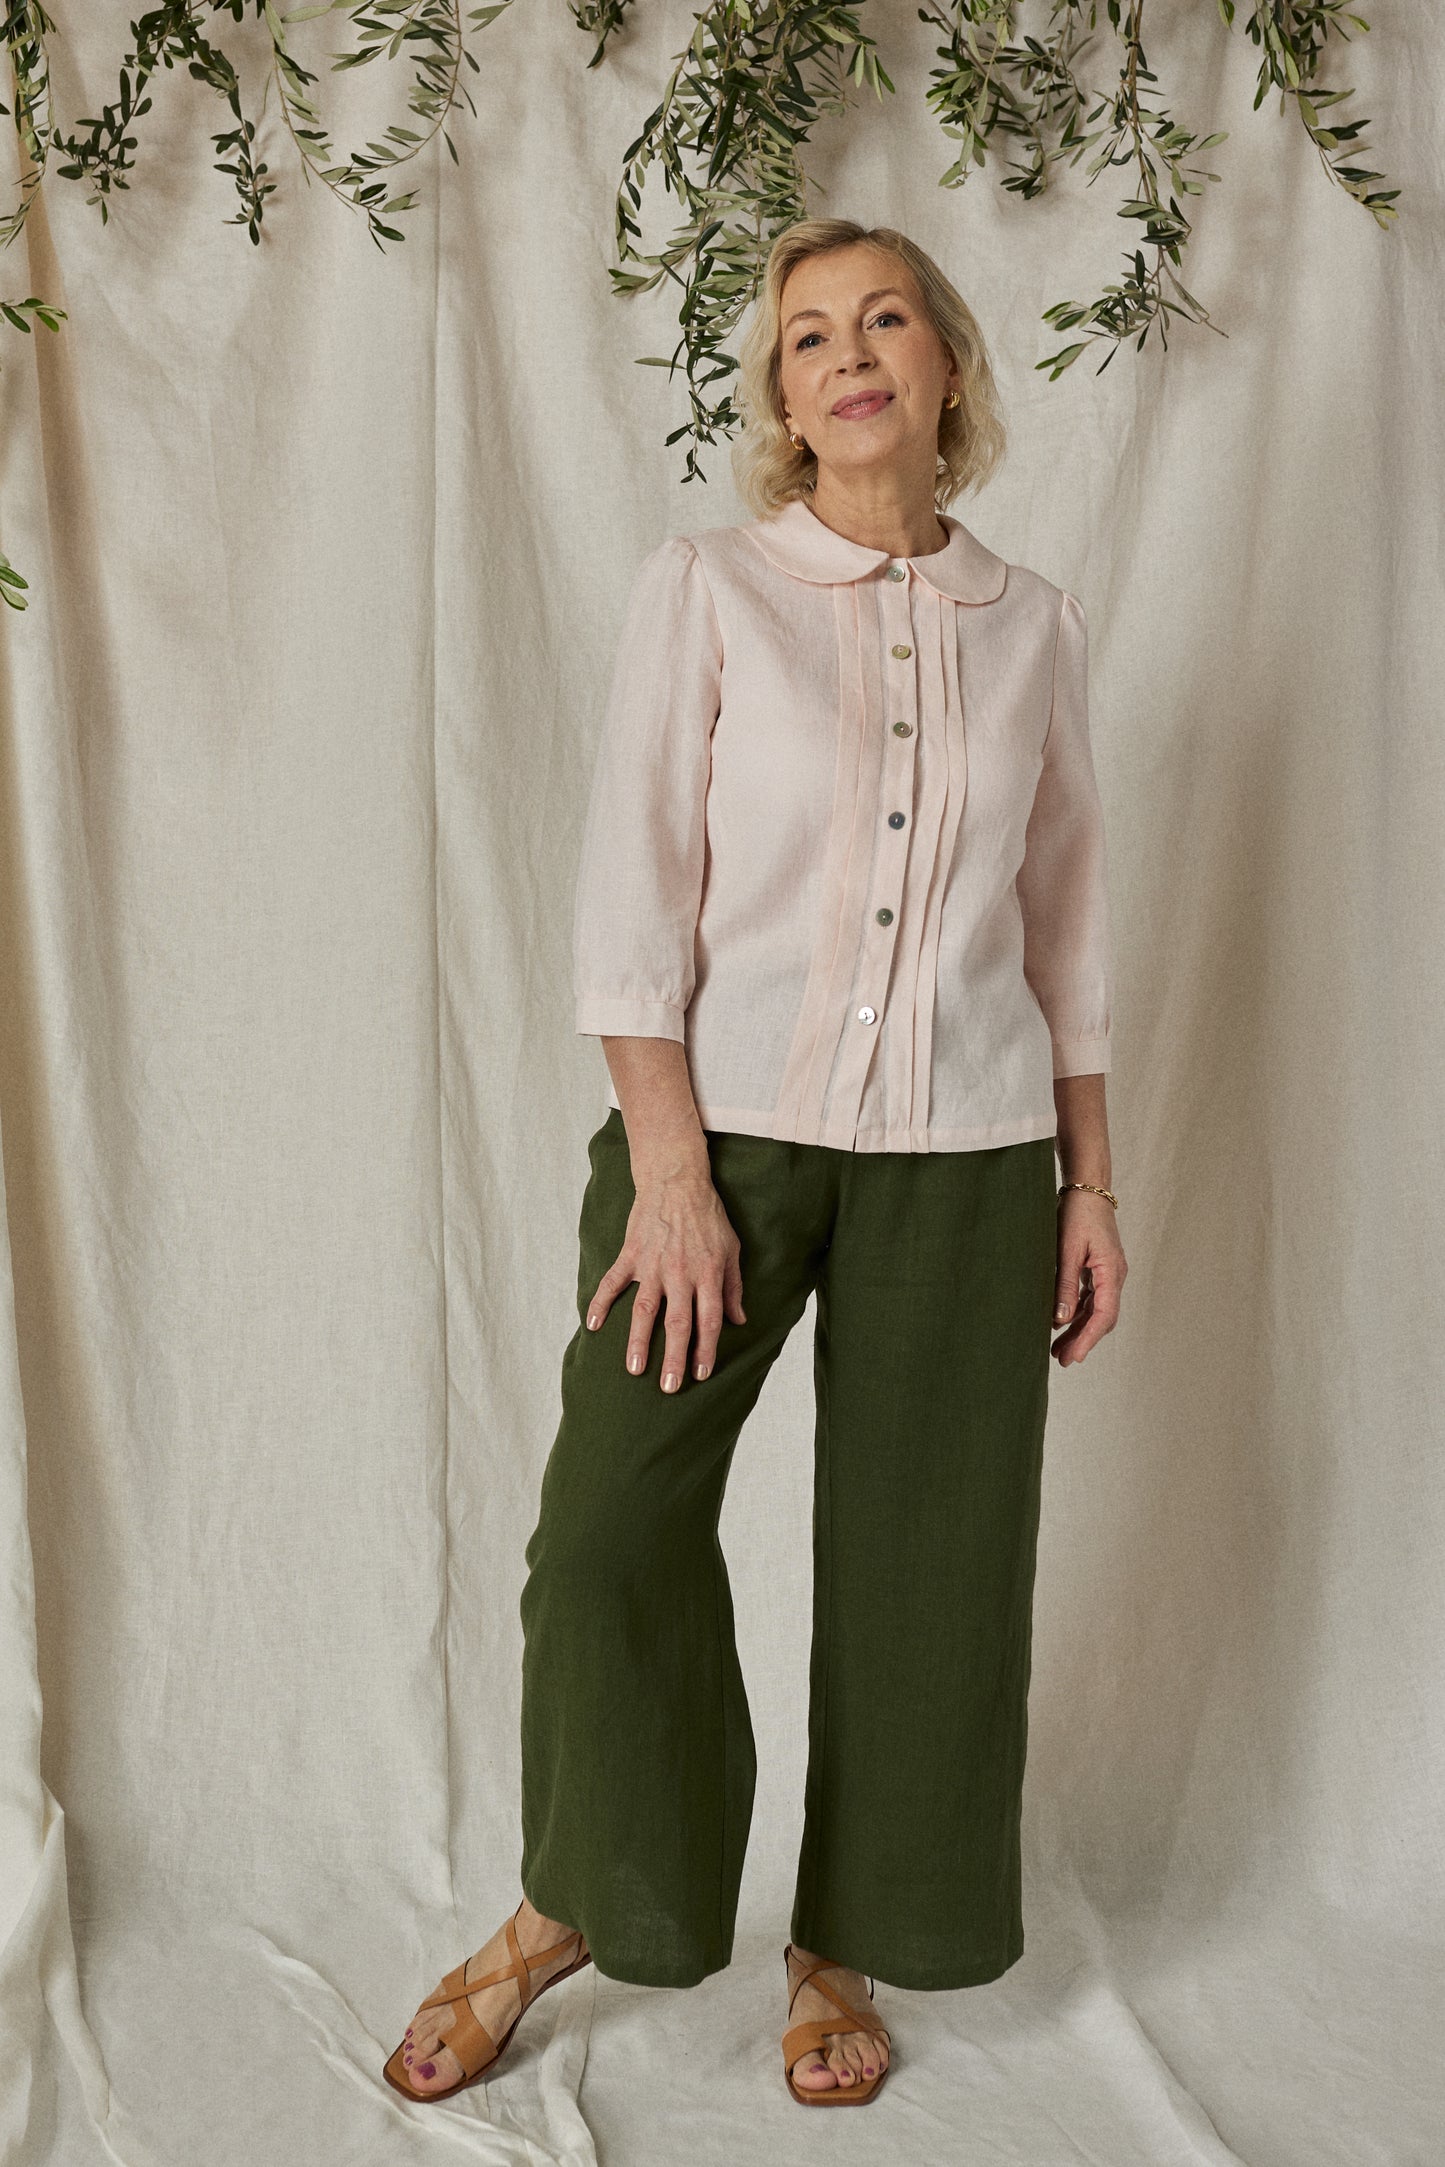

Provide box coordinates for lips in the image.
[832,390,893,418]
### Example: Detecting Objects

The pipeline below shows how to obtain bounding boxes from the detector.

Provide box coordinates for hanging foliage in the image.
[0,0,1400,605]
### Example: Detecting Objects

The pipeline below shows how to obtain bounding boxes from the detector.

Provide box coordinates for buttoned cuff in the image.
[576,995,687,1041]
[1052,1036,1111,1078]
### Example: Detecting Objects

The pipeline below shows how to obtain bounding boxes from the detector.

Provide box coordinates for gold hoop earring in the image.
[943,390,961,410]
[788,430,808,450]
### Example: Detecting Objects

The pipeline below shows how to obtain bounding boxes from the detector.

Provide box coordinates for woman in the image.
[385,216,1126,2110]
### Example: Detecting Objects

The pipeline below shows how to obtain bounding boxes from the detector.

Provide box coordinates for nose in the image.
[835,334,875,372]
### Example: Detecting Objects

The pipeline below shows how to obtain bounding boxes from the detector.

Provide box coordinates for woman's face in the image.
[775,243,959,490]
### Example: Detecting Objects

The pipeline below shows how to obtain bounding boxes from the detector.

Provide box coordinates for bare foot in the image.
[784,1944,890,2093]
[401,1898,587,2094]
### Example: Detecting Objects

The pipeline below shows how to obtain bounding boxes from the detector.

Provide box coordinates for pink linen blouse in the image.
[573,493,1114,1153]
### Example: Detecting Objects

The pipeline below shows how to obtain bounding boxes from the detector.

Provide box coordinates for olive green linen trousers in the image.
[519,1106,1060,1993]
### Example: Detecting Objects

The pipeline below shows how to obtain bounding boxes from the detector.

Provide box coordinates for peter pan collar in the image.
[747,493,1008,605]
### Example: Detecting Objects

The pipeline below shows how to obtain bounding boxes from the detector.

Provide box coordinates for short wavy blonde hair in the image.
[730,218,1007,520]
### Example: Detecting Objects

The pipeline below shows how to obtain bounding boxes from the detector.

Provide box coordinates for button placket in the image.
[851,564,918,1045]
[857,564,924,1137]
[880,581,954,1140]
[778,566,935,1150]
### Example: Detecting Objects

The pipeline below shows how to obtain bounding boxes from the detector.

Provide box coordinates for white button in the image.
[857,1005,877,1025]
[886,564,906,581]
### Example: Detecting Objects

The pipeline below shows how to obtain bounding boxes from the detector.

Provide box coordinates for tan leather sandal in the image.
[383,1902,592,2103]
[781,1942,892,2106]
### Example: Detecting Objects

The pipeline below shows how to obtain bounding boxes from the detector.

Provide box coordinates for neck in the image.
[806,474,948,559]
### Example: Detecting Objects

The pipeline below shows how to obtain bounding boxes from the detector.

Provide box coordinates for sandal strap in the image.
[781,1948,889,2072]
[415,1910,585,2018]
[444,1996,501,2080]
[505,1911,531,2009]
[786,1951,878,2028]
[782,2012,890,2074]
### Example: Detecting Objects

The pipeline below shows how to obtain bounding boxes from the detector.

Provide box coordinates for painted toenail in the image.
[418,2062,436,2079]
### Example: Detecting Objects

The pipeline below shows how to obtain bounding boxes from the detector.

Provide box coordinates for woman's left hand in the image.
[1051,1190,1126,1365]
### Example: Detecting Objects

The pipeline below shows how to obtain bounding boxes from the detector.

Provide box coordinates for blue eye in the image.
[795,310,902,351]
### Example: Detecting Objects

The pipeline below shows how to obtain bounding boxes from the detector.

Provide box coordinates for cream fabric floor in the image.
[1,6,1441,2163]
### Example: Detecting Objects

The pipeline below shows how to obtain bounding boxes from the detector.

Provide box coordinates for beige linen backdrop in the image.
[1,5,1440,2164]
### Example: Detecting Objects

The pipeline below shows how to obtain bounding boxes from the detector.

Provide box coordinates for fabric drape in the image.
[0,7,1439,2164]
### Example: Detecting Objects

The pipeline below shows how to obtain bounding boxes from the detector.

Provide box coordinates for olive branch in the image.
[0,0,1400,604]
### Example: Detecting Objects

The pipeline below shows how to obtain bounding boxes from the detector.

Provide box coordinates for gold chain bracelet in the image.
[1058,1180,1119,1210]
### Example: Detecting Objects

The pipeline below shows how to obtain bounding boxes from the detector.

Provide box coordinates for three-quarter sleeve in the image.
[1016,589,1114,1077]
[573,535,723,1042]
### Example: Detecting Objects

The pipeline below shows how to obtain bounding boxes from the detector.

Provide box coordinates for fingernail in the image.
[695,1363,710,1380]
[662,1371,678,1391]
[1054,1303,1069,1319]
[628,1352,642,1374]
[586,1313,599,1330]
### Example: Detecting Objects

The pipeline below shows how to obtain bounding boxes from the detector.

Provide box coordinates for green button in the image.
[892,720,913,737]
[876,907,894,925]
[891,643,912,659]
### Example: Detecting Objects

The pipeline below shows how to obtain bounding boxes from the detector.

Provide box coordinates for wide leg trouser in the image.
[518,1106,1059,1992]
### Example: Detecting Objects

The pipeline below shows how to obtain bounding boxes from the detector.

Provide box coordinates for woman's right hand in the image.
[590,1035,749,1388]
[585,1162,747,1389]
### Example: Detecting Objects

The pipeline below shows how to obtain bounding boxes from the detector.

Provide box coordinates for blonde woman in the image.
[386,217,1126,2110]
